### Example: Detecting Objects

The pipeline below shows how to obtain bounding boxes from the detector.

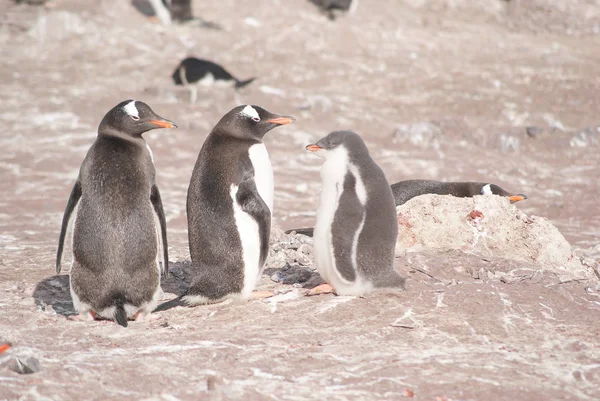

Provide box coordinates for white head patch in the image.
[481,184,493,195]
[123,100,139,118]
[240,105,260,121]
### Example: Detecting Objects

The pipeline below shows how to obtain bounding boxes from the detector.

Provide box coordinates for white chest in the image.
[248,143,274,213]
[146,143,154,164]
[313,147,349,282]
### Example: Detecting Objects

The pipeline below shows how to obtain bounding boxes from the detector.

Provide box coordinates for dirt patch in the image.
[1,0,600,400]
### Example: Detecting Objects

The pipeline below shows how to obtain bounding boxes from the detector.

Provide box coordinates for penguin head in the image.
[215,105,295,141]
[99,100,177,137]
[306,131,369,159]
[481,183,527,203]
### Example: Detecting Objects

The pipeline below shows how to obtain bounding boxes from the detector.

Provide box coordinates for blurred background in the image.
[1,0,599,263]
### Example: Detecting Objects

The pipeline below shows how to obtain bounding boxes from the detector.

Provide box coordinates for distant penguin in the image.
[309,0,359,20]
[307,131,405,296]
[172,58,256,103]
[155,105,294,311]
[56,100,176,327]
[391,180,527,205]
[286,180,527,237]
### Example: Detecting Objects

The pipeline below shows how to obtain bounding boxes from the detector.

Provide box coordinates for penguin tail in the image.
[115,302,128,328]
[153,296,185,312]
[235,77,255,89]
[284,227,315,237]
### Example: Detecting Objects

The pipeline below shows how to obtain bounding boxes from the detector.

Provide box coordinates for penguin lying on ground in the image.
[306,131,405,296]
[309,0,359,20]
[172,57,255,104]
[155,105,294,311]
[56,100,176,327]
[287,179,527,237]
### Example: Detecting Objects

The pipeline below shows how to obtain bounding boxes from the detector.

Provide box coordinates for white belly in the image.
[230,184,262,298]
[248,143,274,213]
[313,147,349,287]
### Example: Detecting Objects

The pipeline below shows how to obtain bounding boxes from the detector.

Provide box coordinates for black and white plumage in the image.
[155,105,294,311]
[56,100,176,327]
[287,179,527,237]
[307,131,405,295]
[391,180,527,206]
[172,58,256,103]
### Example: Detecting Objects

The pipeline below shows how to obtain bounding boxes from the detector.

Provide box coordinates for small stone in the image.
[526,126,543,137]
[11,356,41,374]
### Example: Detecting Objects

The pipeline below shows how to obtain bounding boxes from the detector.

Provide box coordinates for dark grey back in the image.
[72,135,158,309]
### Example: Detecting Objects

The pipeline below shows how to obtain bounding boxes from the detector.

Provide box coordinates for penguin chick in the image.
[56,100,176,327]
[307,131,405,296]
[172,57,256,103]
[155,105,294,311]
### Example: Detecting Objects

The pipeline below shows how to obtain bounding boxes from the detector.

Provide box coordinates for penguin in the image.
[56,100,176,327]
[155,105,294,311]
[309,0,359,20]
[286,180,527,237]
[306,131,405,296]
[172,58,255,104]
[391,180,527,206]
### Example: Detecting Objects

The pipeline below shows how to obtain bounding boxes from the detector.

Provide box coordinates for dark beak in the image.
[149,117,177,129]
[305,144,322,152]
[267,115,295,125]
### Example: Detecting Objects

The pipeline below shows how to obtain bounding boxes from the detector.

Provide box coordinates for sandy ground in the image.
[1,0,600,400]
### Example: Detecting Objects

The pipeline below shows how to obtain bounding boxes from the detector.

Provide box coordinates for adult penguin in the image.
[56,100,176,327]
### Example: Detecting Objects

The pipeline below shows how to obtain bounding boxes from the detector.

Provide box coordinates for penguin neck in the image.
[98,127,146,146]
[213,127,263,145]
[321,147,350,181]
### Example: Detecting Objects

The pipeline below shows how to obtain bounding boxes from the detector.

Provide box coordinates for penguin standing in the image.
[56,100,176,327]
[156,105,294,310]
[286,180,527,237]
[306,131,405,296]
[172,58,255,104]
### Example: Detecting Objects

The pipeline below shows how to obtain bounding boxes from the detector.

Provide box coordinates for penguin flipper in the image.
[151,184,169,277]
[56,180,82,274]
[236,177,271,266]
[330,171,364,283]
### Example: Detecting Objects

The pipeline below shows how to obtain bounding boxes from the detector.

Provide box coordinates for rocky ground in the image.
[1,0,600,400]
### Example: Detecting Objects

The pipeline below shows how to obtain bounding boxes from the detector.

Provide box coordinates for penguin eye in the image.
[252,116,260,123]
[131,115,140,121]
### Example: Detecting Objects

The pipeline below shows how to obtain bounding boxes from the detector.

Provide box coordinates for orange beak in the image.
[0,343,11,354]
[267,117,295,125]
[149,119,177,129]
[509,194,527,203]
[306,144,322,152]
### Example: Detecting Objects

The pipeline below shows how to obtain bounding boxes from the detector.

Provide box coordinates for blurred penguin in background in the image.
[309,0,359,20]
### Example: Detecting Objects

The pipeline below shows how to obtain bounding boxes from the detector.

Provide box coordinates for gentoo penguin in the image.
[155,105,294,311]
[286,180,527,237]
[306,131,405,296]
[56,100,176,327]
[172,57,255,104]
[309,0,359,20]
[391,179,527,206]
